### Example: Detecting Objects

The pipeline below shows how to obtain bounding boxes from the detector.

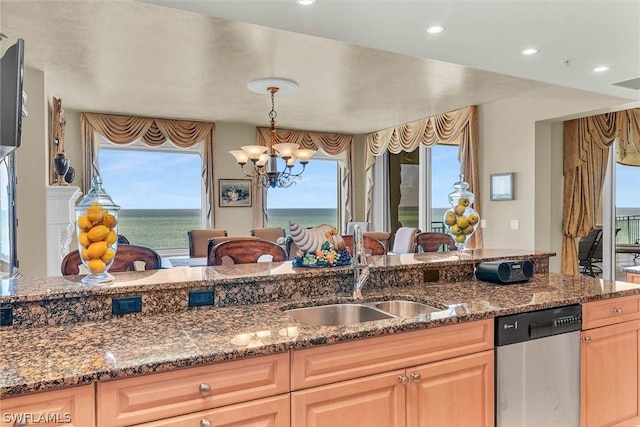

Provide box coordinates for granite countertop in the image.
[2,270,640,397]
[623,265,640,274]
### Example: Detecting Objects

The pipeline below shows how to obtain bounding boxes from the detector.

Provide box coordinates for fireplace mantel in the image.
[46,185,82,276]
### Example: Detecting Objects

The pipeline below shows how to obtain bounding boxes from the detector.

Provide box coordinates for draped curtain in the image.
[364,105,482,248]
[80,113,216,226]
[562,108,640,275]
[252,127,354,229]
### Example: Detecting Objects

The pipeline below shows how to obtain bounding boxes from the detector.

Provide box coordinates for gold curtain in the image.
[562,108,640,275]
[253,127,354,230]
[364,105,482,248]
[80,113,216,227]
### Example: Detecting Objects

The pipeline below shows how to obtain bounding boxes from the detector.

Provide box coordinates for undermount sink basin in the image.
[285,304,394,326]
[373,300,442,317]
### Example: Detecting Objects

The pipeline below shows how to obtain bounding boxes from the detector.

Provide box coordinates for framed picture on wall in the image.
[490,173,515,201]
[219,179,252,207]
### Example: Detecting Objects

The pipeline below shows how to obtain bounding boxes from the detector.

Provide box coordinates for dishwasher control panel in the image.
[496,304,582,346]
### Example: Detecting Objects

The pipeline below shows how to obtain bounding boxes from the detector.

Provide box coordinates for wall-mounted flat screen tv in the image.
[0,38,26,160]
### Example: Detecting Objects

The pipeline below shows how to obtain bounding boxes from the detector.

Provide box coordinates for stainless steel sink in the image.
[285,304,394,326]
[373,300,442,317]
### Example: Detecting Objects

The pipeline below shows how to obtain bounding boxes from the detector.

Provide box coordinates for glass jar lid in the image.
[76,175,121,211]
[447,174,475,207]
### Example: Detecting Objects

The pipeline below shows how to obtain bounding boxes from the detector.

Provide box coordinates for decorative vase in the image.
[53,153,69,186]
[442,175,480,250]
[75,175,121,284]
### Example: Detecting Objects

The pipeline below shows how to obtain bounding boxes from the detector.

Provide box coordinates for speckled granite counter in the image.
[5,249,640,396]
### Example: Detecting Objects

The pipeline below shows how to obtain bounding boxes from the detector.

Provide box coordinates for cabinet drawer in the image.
[134,394,290,427]
[98,353,289,427]
[627,273,640,284]
[582,294,640,330]
[0,384,95,427]
[291,319,493,390]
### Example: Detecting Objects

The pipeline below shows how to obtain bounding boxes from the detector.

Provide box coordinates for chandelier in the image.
[229,78,317,188]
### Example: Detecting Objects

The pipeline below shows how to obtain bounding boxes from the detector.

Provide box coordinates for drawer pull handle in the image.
[614,307,624,314]
[410,373,422,382]
[582,336,592,342]
[199,383,212,396]
[398,375,409,385]
[200,419,213,427]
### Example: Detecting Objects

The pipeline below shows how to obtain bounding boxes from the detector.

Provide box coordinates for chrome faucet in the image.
[352,224,370,299]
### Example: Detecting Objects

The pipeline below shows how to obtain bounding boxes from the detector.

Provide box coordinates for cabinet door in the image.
[0,384,95,427]
[581,319,640,427]
[134,394,289,427]
[406,350,494,427]
[291,370,406,427]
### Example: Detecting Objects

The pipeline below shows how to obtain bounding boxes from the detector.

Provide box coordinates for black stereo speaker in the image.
[475,259,534,284]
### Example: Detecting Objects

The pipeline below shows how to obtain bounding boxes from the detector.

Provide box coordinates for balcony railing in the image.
[617,215,640,244]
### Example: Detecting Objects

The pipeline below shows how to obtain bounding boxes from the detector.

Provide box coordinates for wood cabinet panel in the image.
[627,273,640,284]
[291,319,493,390]
[406,350,494,427]
[134,394,290,427]
[97,353,289,427]
[291,370,406,427]
[580,319,640,427]
[582,294,640,330]
[0,384,95,427]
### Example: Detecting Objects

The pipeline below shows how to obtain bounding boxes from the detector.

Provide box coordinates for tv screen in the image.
[0,38,25,160]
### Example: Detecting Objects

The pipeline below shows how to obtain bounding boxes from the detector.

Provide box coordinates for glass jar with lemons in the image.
[75,175,120,284]
[442,175,480,250]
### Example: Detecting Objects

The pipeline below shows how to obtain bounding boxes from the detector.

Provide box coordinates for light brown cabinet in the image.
[627,272,640,284]
[0,384,95,427]
[291,319,494,427]
[581,295,640,427]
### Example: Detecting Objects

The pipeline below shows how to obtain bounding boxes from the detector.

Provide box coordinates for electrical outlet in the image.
[189,290,214,307]
[480,219,487,229]
[511,220,520,230]
[112,296,142,315]
[0,306,13,326]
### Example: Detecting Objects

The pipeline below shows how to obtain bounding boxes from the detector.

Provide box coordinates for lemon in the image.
[81,248,90,261]
[87,225,110,242]
[102,213,117,229]
[77,215,93,231]
[463,225,474,235]
[87,241,108,259]
[455,234,466,243]
[458,197,470,207]
[468,213,480,225]
[78,231,90,247]
[456,216,469,229]
[453,204,465,215]
[101,248,115,263]
[87,203,104,223]
[444,212,457,226]
[88,258,106,273]
[105,230,117,245]
[450,224,462,235]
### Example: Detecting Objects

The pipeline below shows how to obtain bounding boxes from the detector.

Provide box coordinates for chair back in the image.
[345,221,370,235]
[342,235,386,256]
[208,239,288,265]
[391,227,420,254]
[61,244,162,275]
[415,232,456,252]
[188,229,228,257]
[363,231,391,253]
[250,227,286,243]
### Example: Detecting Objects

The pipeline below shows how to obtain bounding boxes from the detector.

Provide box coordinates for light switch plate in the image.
[510,220,520,230]
[480,219,487,229]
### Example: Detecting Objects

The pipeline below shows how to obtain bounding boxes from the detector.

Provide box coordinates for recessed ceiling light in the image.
[426,26,445,34]
[593,66,610,73]
[521,48,539,56]
[297,0,317,5]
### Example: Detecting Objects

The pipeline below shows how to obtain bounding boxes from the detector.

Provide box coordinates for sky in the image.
[98,148,639,211]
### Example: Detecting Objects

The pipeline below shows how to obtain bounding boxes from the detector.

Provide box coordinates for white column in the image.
[46,186,82,276]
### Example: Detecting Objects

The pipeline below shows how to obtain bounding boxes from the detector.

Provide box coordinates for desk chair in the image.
[341,235,386,256]
[415,232,456,252]
[250,227,286,243]
[188,229,228,257]
[61,244,162,275]
[390,227,420,254]
[207,239,288,265]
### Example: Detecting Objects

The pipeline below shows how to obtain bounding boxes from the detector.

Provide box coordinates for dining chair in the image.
[363,231,391,253]
[61,244,162,275]
[341,235,386,256]
[207,239,288,265]
[188,229,228,257]
[345,221,370,235]
[250,227,286,243]
[414,232,456,252]
[390,227,420,254]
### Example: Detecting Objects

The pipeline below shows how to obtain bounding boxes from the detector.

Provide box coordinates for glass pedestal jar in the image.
[442,175,480,250]
[75,176,120,284]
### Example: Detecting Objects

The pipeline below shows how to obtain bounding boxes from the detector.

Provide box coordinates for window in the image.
[266,157,339,230]
[0,153,17,278]
[98,140,203,254]
[387,143,460,234]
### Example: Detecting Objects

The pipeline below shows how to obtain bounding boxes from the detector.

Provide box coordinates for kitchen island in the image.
[2,249,640,426]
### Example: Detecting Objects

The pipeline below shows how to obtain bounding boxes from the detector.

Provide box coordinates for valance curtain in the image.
[562,108,640,275]
[252,127,354,230]
[80,113,216,227]
[364,105,482,248]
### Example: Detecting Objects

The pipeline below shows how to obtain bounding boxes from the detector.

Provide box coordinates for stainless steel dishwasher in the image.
[495,305,582,427]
